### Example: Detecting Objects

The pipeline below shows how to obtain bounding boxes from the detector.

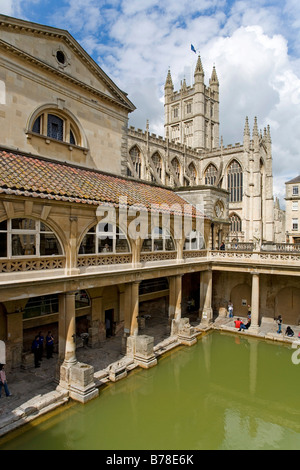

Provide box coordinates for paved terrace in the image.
[1,313,299,440]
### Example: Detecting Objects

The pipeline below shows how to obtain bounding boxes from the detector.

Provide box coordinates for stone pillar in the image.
[130,281,140,336]
[6,311,23,370]
[62,291,77,365]
[171,274,182,335]
[58,291,98,403]
[126,281,140,358]
[249,273,260,332]
[200,270,213,326]
[122,283,132,354]
[168,276,176,321]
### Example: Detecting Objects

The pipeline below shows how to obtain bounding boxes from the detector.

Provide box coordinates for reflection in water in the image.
[1,332,300,450]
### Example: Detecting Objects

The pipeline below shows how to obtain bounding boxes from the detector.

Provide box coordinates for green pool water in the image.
[1,331,300,450]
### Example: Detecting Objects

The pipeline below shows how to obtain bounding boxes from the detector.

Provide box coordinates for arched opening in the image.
[204,163,218,185]
[79,223,130,254]
[0,218,63,258]
[227,160,243,202]
[188,162,197,185]
[141,227,175,252]
[31,109,81,146]
[129,146,142,178]
[151,152,162,181]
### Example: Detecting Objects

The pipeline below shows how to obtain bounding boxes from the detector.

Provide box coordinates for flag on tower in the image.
[191,44,196,53]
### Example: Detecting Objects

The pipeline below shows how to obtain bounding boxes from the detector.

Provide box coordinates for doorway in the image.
[105,309,114,338]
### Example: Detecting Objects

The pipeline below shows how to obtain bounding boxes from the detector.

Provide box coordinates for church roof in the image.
[286,175,300,184]
[0,149,200,217]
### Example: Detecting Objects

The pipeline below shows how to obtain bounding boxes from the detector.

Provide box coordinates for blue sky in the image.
[2,0,300,203]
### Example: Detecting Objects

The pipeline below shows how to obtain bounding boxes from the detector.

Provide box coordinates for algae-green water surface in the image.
[1,332,300,450]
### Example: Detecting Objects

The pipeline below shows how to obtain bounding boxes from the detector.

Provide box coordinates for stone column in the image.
[249,273,260,332]
[171,274,183,335]
[126,281,140,358]
[130,281,140,336]
[60,291,77,365]
[58,291,98,403]
[168,276,176,322]
[200,269,213,326]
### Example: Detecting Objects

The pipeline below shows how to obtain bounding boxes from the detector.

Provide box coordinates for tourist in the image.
[31,335,40,368]
[234,318,243,329]
[46,331,54,359]
[38,331,44,361]
[277,315,282,334]
[239,319,251,331]
[228,301,233,318]
[285,326,294,337]
[0,364,11,397]
[220,242,225,250]
[247,305,251,318]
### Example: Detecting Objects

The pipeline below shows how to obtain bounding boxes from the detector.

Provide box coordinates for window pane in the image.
[0,220,7,231]
[47,114,64,141]
[79,234,96,254]
[116,237,129,253]
[141,239,152,252]
[40,233,62,255]
[32,116,41,134]
[165,238,175,251]
[0,232,7,257]
[11,218,36,230]
[98,237,113,253]
[12,234,36,256]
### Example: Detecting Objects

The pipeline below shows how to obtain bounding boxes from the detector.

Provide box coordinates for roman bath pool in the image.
[1,331,300,450]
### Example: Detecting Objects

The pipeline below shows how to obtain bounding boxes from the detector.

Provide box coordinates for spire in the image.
[243,116,250,150]
[267,124,271,143]
[244,116,250,136]
[181,78,187,93]
[194,55,204,83]
[164,68,174,93]
[253,116,258,137]
[209,65,219,86]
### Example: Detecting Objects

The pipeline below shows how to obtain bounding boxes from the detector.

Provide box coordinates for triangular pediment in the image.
[0,14,135,112]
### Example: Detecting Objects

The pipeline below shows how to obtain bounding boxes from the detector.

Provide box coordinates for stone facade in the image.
[126,59,282,245]
[285,176,300,244]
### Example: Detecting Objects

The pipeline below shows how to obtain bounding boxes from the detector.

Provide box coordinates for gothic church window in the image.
[188,163,197,185]
[230,213,242,233]
[151,152,162,179]
[171,157,181,180]
[205,164,217,185]
[129,146,142,178]
[228,160,243,202]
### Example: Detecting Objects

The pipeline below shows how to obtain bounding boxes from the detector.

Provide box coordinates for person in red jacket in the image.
[234,318,243,329]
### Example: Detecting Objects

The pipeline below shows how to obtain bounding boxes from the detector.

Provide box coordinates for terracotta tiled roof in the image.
[0,149,201,217]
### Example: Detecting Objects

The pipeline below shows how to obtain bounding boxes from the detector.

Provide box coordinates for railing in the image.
[77,253,132,267]
[210,249,300,264]
[183,250,207,259]
[0,256,65,273]
[140,251,177,263]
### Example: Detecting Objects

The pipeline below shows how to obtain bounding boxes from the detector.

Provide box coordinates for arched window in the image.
[188,163,197,185]
[205,164,217,185]
[184,231,205,250]
[0,218,63,258]
[32,110,80,145]
[151,152,162,180]
[171,158,181,180]
[230,213,242,232]
[129,146,142,178]
[79,223,130,254]
[228,160,243,202]
[141,227,175,252]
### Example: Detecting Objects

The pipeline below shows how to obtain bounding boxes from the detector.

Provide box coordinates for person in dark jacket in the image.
[46,331,54,359]
[32,335,40,368]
